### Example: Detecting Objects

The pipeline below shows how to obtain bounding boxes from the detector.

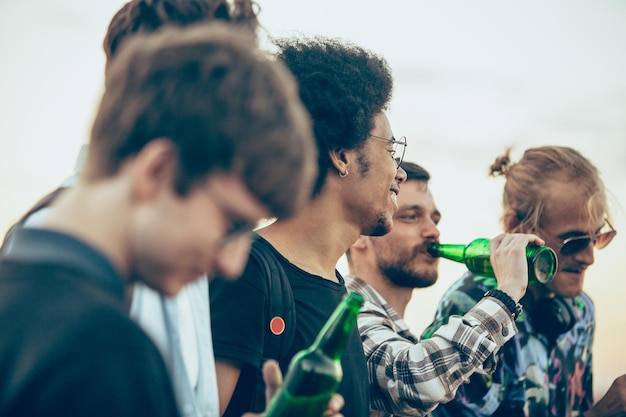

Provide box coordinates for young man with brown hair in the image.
[0,22,316,417]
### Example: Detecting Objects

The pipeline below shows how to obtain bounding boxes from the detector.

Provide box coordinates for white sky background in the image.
[1,0,625,400]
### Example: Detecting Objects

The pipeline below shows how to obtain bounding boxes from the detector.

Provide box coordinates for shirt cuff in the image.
[464,297,518,347]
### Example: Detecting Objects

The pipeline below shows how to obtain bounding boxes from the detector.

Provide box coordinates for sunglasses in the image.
[556,219,617,256]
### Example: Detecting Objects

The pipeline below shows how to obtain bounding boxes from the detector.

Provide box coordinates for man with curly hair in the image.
[209,36,407,417]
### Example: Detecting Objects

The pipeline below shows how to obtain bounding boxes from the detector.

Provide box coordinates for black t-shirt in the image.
[211,235,369,417]
[0,228,180,417]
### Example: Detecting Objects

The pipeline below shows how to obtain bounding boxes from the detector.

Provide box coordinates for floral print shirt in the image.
[422,272,594,417]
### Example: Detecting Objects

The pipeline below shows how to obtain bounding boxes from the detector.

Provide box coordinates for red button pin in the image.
[269,316,286,335]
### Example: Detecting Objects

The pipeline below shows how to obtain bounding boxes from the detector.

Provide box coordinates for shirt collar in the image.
[2,226,125,298]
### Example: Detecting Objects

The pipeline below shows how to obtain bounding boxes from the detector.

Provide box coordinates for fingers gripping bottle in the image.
[427,238,557,285]
[264,291,364,417]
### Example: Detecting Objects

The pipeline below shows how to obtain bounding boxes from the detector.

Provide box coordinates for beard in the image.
[377,245,438,289]
[363,211,392,237]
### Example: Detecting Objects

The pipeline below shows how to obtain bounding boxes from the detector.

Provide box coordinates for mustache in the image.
[559,262,589,274]
[411,241,436,258]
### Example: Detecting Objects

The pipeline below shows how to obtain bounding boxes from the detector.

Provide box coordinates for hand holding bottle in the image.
[242,359,345,417]
[428,234,556,303]
[262,292,362,417]
[489,233,546,303]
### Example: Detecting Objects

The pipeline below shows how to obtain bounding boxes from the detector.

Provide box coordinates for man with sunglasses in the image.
[423,146,625,417]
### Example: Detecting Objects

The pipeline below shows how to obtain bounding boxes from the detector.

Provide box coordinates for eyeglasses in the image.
[206,183,259,247]
[369,134,407,169]
[557,219,617,256]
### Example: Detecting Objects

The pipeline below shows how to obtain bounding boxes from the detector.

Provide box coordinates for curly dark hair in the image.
[274,36,394,195]
[104,0,260,62]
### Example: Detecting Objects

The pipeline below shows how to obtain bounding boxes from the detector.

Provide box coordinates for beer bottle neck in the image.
[427,242,467,263]
[312,292,363,361]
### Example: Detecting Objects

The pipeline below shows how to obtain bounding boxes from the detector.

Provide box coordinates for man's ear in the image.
[131,138,177,200]
[329,148,350,177]
[350,235,370,252]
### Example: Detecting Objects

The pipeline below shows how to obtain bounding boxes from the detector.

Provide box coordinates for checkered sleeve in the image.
[352,279,517,416]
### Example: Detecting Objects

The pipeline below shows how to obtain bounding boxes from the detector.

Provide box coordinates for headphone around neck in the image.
[529,296,579,341]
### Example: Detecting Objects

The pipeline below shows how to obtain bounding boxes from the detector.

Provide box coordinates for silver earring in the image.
[339,170,348,178]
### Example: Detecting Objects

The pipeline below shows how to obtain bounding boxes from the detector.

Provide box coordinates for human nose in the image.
[571,239,595,266]
[211,234,253,279]
[395,166,407,185]
[423,218,440,240]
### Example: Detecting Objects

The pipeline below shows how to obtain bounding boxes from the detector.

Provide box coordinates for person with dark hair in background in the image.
[209,36,407,417]
[103,0,260,64]
[0,22,319,417]
[423,146,626,417]
[345,161,543,416]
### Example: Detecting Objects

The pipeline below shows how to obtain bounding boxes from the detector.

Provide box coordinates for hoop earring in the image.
[339,170,348,178]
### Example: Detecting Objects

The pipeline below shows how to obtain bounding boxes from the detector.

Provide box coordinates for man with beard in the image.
[423,146,626,417]
[345,161,543,417]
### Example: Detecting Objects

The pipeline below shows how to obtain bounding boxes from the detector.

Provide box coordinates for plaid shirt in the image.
[346,276,518,417]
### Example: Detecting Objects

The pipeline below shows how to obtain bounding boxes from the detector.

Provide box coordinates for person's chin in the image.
[554,270,585,297]
[365,216,392,237]
[154,272,201,296]
[416,269,439,288]
[157,280,185,297]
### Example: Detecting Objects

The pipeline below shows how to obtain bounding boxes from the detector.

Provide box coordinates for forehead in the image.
[397,180,435,210]
[370,112,392,138]
[542,180,605,234]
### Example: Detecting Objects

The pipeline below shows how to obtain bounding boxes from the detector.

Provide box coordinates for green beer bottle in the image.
[264,291,364,417]
[427,238,557,285]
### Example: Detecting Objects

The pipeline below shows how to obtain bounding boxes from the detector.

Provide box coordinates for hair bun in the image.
[489,148,512,177]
